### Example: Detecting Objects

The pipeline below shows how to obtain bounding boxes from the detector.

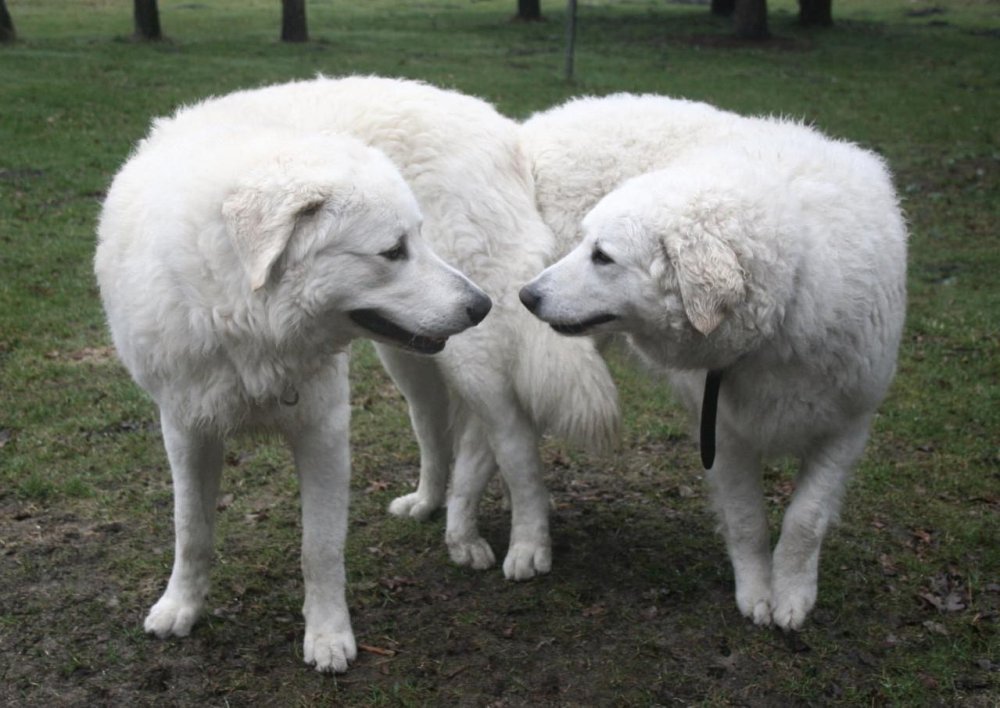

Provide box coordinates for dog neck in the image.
[700,369,724,469]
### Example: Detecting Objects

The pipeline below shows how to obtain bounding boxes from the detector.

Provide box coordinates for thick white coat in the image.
[97,104,494,672]
[521,95,907,629]
[159,75,620,580]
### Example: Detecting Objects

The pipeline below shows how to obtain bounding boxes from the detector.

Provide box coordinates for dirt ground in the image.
[3,413,998,707]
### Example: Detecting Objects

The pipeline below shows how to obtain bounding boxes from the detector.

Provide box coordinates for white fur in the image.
[157,75,620,581]
[521,99,907,630]
[96,112,492,671]
[104,76,619,605]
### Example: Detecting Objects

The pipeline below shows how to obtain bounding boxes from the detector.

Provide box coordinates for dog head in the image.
[520,169,747,368]
[222,133,491,355]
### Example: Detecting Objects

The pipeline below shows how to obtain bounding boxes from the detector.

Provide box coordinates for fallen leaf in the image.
[245,508,269,523]
[919,592,944,611]
[879,554,898,576]
[922,620,949,636]
[918,672,940,689]
[380,576,418,592]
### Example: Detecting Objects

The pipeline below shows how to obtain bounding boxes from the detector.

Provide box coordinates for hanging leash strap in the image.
[700,369,723,470]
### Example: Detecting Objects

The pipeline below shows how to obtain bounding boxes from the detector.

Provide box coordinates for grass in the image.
[1,0,998,704]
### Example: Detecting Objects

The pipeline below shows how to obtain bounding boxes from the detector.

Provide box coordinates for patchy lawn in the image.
[1,1,997,704]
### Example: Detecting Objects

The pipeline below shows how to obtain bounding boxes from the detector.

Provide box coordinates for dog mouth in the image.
[349,309,448,354]
[549,313,618,335]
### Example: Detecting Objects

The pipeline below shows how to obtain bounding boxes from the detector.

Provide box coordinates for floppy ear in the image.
[222,184,325,291]
[666,232,745,336]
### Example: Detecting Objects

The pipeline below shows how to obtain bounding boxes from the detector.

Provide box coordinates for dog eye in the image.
[592,247,614,265]
[380,239,408,262]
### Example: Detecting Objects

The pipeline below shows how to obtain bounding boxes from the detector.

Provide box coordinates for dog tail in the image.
[513,315,620,453]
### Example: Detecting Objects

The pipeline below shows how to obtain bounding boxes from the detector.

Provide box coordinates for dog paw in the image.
[771,584,816,630]
[304,628,357,673]
[738,595,773,626]
[735,578,773,626]
[144,595,201,638]
[447,535,496,570]
[388,492,439,521]
[502,541,551,581]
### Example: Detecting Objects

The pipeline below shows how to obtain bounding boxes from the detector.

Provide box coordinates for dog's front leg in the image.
[707,439,772,627]
[771,419,869,630]
[145,411,224,639]
[289,360,356,673]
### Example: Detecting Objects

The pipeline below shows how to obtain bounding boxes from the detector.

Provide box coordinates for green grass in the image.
[2,0,999,705]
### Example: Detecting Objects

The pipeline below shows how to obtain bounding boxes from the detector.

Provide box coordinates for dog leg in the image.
[485,402,551,581]
[290,357,356,673]
[771,420,870,630]
[376,345,452,521]
[445,418,499,570]
[707,441,772,626]
[144,411,224,639]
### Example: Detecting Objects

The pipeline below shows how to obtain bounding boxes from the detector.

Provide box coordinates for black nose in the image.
[466,292,492,325]
[519,285,541,313]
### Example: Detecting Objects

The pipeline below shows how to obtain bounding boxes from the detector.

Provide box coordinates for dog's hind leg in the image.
[144,411,224,639]
[707,438,772,626]
[377,344,453,521]
[289,355,356,673]
[483,398,551,581]
[771,417,871,630]
[446,417,500,570]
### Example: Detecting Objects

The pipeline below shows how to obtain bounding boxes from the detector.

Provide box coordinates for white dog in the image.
[95,116,492,672]
[99,76,618,673]
[158,76,619,581]
[520,118,907,629]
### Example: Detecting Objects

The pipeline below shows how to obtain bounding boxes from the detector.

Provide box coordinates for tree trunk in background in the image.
[734,0,769,39]
[0,0,15,43]
[517,0,542,21]
[710,0,736,17]
[799,0,832,26]
[281,0,308,42]
[133,0,162,41]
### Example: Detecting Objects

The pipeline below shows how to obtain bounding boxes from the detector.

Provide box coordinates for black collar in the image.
[700,369,724,469]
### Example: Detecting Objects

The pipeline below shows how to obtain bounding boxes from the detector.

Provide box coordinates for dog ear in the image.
[667,232,745,336]
[222,185,325,291]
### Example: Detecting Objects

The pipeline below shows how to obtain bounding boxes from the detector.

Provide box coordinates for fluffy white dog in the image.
[156,76,618,581]
[98,77,619,675]
[520,111,907,629]
[96,117,492,671]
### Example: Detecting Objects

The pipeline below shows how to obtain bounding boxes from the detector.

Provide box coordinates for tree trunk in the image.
[734,0,769,39]
[516,0,542,21]
[0,0,15,43]
[133,0,162,41]
[281,0,308,42]
[799,0,832,27]
[710,0,736,17]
